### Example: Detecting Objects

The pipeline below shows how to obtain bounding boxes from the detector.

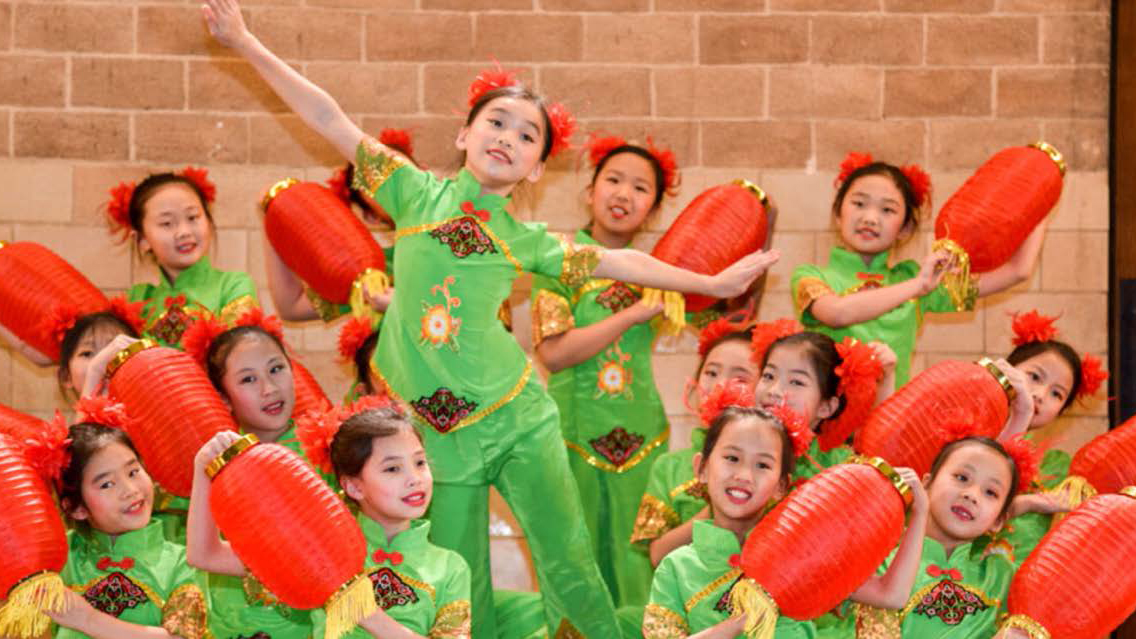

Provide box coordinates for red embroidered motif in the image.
[410,388,479,434]
[372,548,403,566]
[83,572,148,617]
[370,567,419,609]
[595,282,639,313]
[150,301,193,345]
[911,579,989,625]
[429,217,497,259]
[96,557,135,572]
[588,426,644,467]
[713,576,741,613]
[926,565,963,581]
[855,273,884,291]
[460,200,490,222]
[685,481,710,502]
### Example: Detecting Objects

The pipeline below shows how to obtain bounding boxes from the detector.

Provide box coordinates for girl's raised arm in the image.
[186,432,248,577]
[593,248,780,300]
[201,0,364,160]
[849,467,929,609]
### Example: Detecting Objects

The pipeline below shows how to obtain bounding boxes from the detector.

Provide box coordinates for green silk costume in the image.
[531,229,668,608]
[353,138,620,638]
[312,517,471,639]
[57,520,208,639]
[630,429,708,550]
[644,520,816,638]
[992,442,1072,567]
[792,247,976,387]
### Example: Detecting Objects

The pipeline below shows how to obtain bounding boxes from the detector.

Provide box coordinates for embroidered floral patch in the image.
[411,388,479,434]
[83,572,148,617]
[685,481,710,502]
[713,576,742,612]
[150,305,192,345]
[911,579,989,625]
[370,567,419,609]
[596,282,639,313]
[594,343,633,399]
[429,216,496,258]
[420,276,462,352]
[589,426,645,467]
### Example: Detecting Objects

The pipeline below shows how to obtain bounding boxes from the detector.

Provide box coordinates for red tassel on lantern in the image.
[261,180,388,317]
[934,143,1064,275]
[106,340,236,497]
[291,358,332,419]
[730,459,911,635]
[0,433,70,638]
[645,181,771,331]
[0,242,109,362]
[854,359,1012,476]
[206,435,375,639]
[999,490,1136,639]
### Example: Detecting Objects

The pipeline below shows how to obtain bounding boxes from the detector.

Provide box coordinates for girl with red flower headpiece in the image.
[203,2,775,635]
[103,166,259,350]
[528,133,685,608]
[792,152,1047,387]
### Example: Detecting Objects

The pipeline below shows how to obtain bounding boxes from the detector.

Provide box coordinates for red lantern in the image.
[106,340,236,497]
[0,242,108,362]
[999,490,1136,639]
[0,433,69,638]
[854,358,1012,476]
[262,180,388,315]
[645,181,770,329]
[206,434,374,639]
[291,358,332,418]
[732,459,910,634]
[0,403,48,444]
[934,143,1064,274]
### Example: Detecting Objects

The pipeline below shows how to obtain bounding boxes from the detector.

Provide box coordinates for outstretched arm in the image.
[186,432,248,577]
[850,468,929,609]
[593,249,780,300]
[202,0,365,160]
[975,216,1050,298]
[809,250,950,328]
[262,235,320,322]
[48,590,181,639]
[0,323,52,366]
[535,300,661,373]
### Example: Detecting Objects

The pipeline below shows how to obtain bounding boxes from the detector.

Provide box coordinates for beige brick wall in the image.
[0,0,1111,586]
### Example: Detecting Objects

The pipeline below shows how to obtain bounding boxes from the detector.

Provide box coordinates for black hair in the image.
[590,144,667,210]
[204,326,291,398]
[832,162,923,233]
[699,406,795,486]
[330,406,424,503]
[59,423,143,523]
[128,173,214,234]
[352,330,381,397]
[57,312,140,395]
[466,86,556,161]
[1007,340,1082,413]
[929,436,1021,520]
[759,331,847,426]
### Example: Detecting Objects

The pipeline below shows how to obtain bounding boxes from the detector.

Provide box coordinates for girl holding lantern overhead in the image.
[791,152,1049,387]
[201,0,777,634]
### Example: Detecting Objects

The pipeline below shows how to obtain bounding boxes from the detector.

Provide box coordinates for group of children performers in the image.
[0,0,1120,637]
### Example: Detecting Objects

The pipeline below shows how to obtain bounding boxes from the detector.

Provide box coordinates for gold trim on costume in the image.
[161,583,212,639]
[631,494,681,544]
[531,289,574,346]
[571,278,614,304]
[564,429,669,474]
[793,276,833,314]
[205,434,259,479]
[642,603,689,638]
[553,619,584,639]
[669,478,707,500]
[304,286,346,322]
[106,338,159,378]
[218,295,258,326]
[428,600,471,639]
[852,602,901,639]
[685,568,742,612]
[395,216,523,274]
[557,235,603,288]
[369,360,532,436]
[391,570,436,601]
[354,137,407,195]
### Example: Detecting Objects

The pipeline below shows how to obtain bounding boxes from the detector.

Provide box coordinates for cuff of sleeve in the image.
[558,236,604,289]
[354,136,406,196]
[793,276,833,314]
[161,583,211,639]
[630,494,681,545]
[531,290,574,346]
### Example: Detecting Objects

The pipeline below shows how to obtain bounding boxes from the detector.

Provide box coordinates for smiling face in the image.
[71,441,154,536]
[137,182,211,280]
[1015,350,1076,429]
[925,441,1013,553]
[695,338,758,408]
[456,95,547,195]
[695,415,786,534]
[836,173,912,260]
[219,334,295,441]
[756,341,839,431]
[588,151,659,246]
[342,428,433,537]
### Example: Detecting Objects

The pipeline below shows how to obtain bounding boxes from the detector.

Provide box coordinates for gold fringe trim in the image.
[1051,475,1098,524]
[531,289,574,346]
[0,572,69,639]
[641,288,685,335]
[930,238,978,311]
[564,429,669,474]
[349,268,390,323]
[999,613,1051,639]
[685,568,741,612]
[728,577,779,639]
[323,572,378,639]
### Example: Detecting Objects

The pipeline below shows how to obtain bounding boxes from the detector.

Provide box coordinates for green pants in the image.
[425,377,620,638]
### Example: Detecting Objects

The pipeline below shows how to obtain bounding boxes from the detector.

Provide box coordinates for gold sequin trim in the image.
[531,289,574,346]
[369,360,532,436]
[853,603,901,639]
[685,568,741,612]
[161,583,212,639]
[553,619,584,639]
[999,614,1051,639]
[304,286,345,322]
[428,599,471,639]
[669,478,707,500]
[642,603,689,639]
[571,278,618,305]
[242,573,282,607]
[565,429,669,474]
[793,276,834,314]
[395,216,522,274]
[218,294,258,326]
[392,570,436,602]
[631,494,681,545]
[900,580,999,620]
[557,235,603,289]
[73,573,164,609]
[354,136,407,196]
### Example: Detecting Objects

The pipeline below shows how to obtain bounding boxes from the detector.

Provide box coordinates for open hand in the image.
[708,249,780,299]
[202,0,252,49]
[80,334,143,399]
[913,249,955,296]
[895,466,928,516]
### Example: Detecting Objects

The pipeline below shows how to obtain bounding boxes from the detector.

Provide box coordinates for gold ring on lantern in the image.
[977,356,1017,403]
[105,338,159,378]
[998,614,1051,639]
[348,268,391,320]
[858,456,914,509]
[1120,486,1136,500]
[1028,141,1066,177]
[205,433,260,480]
[0,240,7,249]
[733,179,770,208]
[260,178,300,212]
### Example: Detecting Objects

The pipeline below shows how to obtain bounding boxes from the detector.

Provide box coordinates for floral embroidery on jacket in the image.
[420,276,462,351]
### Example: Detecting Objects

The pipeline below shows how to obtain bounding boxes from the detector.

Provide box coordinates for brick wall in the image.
[0,0,1110,587]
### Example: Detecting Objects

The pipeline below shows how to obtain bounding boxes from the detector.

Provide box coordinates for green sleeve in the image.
[630,456,682,546]
[1039,448,1071,490]
[790,263,830,326]
[645,554,690,629]
[437,552,472,608]
[516,224,602,286]
[220,271,259,306]
[353,136,432,228]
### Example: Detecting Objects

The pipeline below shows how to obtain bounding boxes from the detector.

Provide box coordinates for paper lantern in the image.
[0,242,108,362]
[106,340,236,496]
[731,459,911,636]
[999,489,1136,639]
[262,180,388,316]
[206,434,374,639]
[0,403,48,444]
[291,358,332,418]
[644,180,770,330]
[854,358,1012,476]
[0,433,69,638]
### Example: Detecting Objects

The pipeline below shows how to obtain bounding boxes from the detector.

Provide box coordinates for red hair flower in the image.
[108,295,146,336]
[818,338,884,452]
[766,403,815,458]
[179,166,216,204]
[749,318,804,366]
[698,316,753,358]
[835,151,874,189]
[900,164,931,209]
[586,133,627,169]
[468,64,519,107]
[379,128,414,160]
[585,134,680,197]
[235,308,285,342]
[1002,434,1041,494]
[24,411,71,487]
[698,379,755,427]
[181,315,229,367]
[105,180,137,241]
[546,102,577,159]
[1011,310,1060,346]
[41,304,81,354]
[296,395,401,475]
[74,397,134,431]
[337,316,378,362]
[1079,354,1108,401]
